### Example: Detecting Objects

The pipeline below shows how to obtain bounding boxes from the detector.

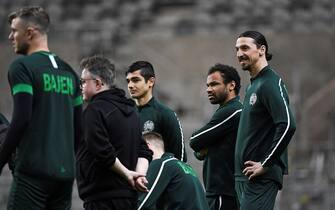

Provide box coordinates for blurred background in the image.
[0,0,334,209]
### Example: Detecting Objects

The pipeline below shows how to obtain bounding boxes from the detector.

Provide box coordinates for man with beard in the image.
[0,6,82,210]
[190,64,242,210]
[126,61,187,162]
[234,31,296,210]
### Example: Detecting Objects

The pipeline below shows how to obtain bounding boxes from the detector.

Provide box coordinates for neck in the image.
[249,59,268,78]
[136,93,152,106]
[152,149,164,160]
[220,94,236,106]
[27,35,49,55]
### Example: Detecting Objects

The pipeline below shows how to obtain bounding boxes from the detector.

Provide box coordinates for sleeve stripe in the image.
[175,112,185,161]
[12,84,33,95]
[262,78,290,166]
[137,157,177,210]
[190,109,242,140]
[73,95,83,107]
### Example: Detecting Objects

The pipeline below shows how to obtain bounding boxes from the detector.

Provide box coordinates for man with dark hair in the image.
[0,6,82,210]
[190,64,242,210]
[126,61,187,162]
[138,132,209,210]
[78,55,153,210]
[235,30,296,210]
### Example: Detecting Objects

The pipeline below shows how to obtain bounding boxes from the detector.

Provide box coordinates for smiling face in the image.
[206,71,229,105]
[235,37,264,71]
[8,17,30,55]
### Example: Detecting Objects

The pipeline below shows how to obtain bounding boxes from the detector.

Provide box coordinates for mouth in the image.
[208,95,215,100]
[129,90,137,95]
[238,56,249,63]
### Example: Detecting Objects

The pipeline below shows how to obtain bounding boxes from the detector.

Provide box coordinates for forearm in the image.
[136,157,149,174]
[110,157,131,180]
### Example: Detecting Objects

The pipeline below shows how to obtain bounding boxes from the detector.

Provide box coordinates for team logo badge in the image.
[249,93,257,105]
[143,120,155,133]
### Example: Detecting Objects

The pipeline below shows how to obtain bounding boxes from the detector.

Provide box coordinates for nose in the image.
[206,86,212,93]
[236,49,243,58]
[127,81,134,89]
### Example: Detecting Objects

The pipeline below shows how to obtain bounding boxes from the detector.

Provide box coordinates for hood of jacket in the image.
[90,88,135,116]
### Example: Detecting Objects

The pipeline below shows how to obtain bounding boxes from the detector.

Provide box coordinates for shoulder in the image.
[217,101,242,117]
[9,56,29,70]
[154,99,178,118]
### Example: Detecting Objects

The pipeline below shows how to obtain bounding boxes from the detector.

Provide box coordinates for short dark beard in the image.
[16,42,29,55]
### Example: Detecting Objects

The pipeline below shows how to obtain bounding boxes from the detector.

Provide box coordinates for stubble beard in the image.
[16,42,29,55]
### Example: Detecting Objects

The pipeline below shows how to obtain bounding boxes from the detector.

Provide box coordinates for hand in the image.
[243,161,267,180]
[199,148,208,156]
[193,148,208,161]
[135,176,149,192]
[125,170,146,189]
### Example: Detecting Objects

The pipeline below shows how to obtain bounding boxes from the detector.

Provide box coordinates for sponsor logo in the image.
[249,93,257,105]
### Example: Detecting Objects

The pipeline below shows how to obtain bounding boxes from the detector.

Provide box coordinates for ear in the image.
[229,81,236,92]
[148,77,155,88]
[25,27,36,40]
[259,45,266,56]
[95,78,104,90]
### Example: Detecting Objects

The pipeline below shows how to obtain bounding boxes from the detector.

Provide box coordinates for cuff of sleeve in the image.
[139,150,153,163]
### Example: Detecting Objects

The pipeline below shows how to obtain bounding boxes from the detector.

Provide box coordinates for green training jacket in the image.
[235,66,296,189]
[190,96,242,196]
[137,153,209,210]
[137,97,187,162]
[8,51,82,179]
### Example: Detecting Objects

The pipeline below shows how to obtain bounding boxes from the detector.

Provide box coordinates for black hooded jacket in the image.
[76,88,153,202]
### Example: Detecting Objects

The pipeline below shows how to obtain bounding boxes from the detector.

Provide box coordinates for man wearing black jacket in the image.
[76,55,153,210]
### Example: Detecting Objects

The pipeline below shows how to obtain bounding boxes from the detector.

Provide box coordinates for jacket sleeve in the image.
[162,111,187,162]
[83,106,117,169]
[137,159,175,210]
[261,79,296,168]
[0,61,33,173]
[0,94,32,173]
[189,106,242,152]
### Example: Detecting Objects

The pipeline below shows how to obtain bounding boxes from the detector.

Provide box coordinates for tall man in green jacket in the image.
[138,132,209,210]
[190,64,242,210]
[0,6,82,210]
[235,30,296,210]
[126,61,187,162]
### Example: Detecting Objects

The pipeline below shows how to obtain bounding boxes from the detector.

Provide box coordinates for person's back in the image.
[77,55,152,210]
[0,6,82,210]
[77,88,144,200]
[10,52,80,179]
[138,132,209,210]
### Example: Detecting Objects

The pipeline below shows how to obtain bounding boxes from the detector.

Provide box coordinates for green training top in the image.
[235,66,296,188]
[8,51,82,180]
[190,96,242,196]
[137,153,209,210]
[137,97,187,162]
